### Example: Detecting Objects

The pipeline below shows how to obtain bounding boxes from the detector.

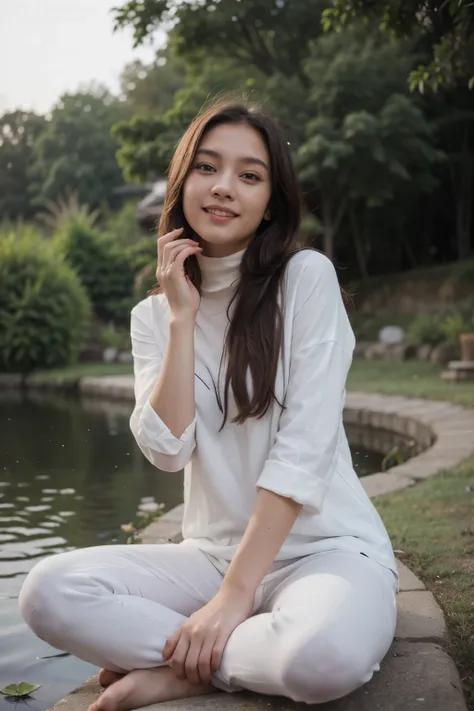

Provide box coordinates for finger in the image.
[161,241,201,272]
[211,636,227,673]
[157,228,184,265]
[170,633,190,680]
[163,630,180,662]
[162,246,201,281]
[168,245,202,270]
[184,638,204,686]
[197,636,216,684]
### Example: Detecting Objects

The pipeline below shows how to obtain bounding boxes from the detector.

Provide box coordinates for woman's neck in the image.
[196,248,246,294]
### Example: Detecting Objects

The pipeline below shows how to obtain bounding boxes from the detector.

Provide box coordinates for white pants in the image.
[19,544,397,705]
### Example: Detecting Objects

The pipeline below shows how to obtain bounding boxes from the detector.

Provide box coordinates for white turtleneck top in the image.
[129,248,397,576]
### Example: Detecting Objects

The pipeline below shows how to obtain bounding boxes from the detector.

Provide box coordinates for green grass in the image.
[349,359,474,708]
[376,463,474,709]
[30,362,133,383]
[348,359,474,408]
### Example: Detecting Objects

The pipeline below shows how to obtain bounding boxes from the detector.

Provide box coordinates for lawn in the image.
[348,359,474,408]
[349,359,474,709]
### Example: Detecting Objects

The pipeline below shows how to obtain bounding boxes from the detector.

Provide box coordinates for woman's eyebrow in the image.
[196,148,269,171]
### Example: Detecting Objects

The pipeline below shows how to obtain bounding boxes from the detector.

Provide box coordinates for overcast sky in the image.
[0,0,163,114]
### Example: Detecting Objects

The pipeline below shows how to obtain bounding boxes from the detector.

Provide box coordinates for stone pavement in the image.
[14,376,473,711]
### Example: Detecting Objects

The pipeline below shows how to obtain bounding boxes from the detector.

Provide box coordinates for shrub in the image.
[440,312,470,345]
[102,200,148,245]
[55,218,135,324]
[0,232,91,373]
[125,236,157,274]
[407,313,446,346]
[100,325,131,351]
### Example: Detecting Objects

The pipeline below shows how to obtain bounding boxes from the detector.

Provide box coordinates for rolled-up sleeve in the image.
[256,254,354,512]
[129,302,196,472]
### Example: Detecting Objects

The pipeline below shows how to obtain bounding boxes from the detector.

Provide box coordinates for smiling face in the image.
[182,122,272,257]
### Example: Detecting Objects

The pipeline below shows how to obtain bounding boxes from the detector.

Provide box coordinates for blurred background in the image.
[1,2,474,710]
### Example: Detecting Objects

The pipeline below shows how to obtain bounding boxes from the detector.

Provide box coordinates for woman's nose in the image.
[211,178,235,199]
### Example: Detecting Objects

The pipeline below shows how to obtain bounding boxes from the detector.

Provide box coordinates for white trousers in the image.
[19,544,397,705]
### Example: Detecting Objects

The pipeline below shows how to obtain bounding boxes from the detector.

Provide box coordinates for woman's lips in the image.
[203,207,238,223]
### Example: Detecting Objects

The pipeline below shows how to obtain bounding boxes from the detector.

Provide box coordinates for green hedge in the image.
[0,233,91,373]
[55,218,135,324]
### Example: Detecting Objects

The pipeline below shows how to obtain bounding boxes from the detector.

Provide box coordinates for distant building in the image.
[136,180,167,229]
[113,179,167,230]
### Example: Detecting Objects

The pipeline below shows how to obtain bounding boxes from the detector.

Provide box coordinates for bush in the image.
[100,325,131,351]
[0,232,91,373]
[102,200,148,245]
[55,218,135,324]
[125,236,157,274]
[407,313,446,346]
[440,312,470,345]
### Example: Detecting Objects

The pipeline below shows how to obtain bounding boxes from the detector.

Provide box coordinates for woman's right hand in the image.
[157,228,202,321]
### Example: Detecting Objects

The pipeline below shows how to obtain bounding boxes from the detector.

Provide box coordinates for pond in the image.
[0,391,383,711]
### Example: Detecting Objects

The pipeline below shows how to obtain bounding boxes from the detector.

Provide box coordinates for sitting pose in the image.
[20,100,398,711]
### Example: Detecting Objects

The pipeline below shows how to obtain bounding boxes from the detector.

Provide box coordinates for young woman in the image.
[20,101,398,711]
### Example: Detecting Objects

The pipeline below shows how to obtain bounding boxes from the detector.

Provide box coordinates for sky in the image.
[0,0,163,114]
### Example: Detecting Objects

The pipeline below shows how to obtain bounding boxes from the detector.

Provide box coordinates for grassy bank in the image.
[349,359,474,709]
[29,362,133,383]
[348,359,474,408]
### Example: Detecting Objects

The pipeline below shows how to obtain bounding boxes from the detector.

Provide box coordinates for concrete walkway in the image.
[9,374,473,711]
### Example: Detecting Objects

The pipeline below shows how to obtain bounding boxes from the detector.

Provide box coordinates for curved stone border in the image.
[4,377,472,710]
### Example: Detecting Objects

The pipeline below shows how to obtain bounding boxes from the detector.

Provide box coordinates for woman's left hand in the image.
[163,587,254,685]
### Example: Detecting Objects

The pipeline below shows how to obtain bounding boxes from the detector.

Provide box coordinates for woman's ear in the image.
[264,208,271,221]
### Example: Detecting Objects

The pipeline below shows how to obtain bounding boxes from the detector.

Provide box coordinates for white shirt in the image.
[129,248,397,576]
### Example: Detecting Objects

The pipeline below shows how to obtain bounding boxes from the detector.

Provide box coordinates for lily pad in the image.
[1,682,41,698]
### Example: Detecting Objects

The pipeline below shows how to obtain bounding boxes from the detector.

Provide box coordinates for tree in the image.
[120,49,187,117]
[323,0,474,92]
[297,28,443,261]
[30,88,128,210]
[114,0,330,87]
[0,110,47,220]
[113,48,264,181]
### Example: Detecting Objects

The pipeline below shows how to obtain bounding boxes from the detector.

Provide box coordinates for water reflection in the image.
[0,390,183,711]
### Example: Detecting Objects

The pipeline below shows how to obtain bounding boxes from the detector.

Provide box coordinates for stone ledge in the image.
[49,642,467,711]
[396,591,446,642]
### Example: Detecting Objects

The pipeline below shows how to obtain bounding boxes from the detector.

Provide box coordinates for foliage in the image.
[121,50,187,117]
[114,0,330,81]
[323,0,474,92]
[54,218,135,325]
[102,200,147,245]
[0,232,91,374]
[100,325,131,351]
[0,110,47,220]
[406,313,447,345]
[1,683,41,698]
[113,52,262,181]
[30,88,128,209]
[297,27,443,257]
[125,235,157,273]
[36,192,101,234]
[440,312,472,344]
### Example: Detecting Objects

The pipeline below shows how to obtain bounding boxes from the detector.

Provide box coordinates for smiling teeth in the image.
[207,209,235,217]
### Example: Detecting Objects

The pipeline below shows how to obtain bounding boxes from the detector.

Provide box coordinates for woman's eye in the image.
[242,172,260,181]
[196,163,215,172]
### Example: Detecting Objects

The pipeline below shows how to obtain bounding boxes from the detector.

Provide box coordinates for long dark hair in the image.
[154,99,304,428]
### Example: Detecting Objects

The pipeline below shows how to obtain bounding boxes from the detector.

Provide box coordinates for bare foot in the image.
[98,669,125,688]
[88,665,216,711]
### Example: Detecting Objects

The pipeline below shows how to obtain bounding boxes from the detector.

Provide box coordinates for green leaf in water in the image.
[1,682,41,697]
